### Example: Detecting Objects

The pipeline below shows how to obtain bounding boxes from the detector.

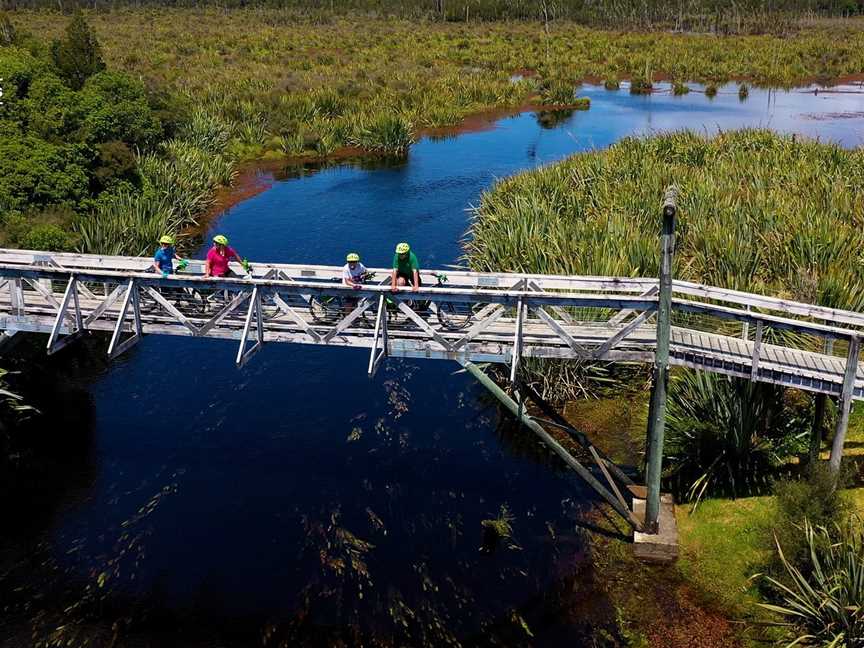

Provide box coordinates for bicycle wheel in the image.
[436,301,474,330]
[309,296,340,322]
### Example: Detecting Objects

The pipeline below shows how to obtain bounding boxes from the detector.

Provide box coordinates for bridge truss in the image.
[0,249,860,400]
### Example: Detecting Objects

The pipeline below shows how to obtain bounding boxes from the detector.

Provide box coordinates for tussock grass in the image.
[466,129,864,311]
[466,130,864,396]
[10,10,864,163]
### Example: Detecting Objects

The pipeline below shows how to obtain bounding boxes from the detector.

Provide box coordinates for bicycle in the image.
[361,271,477,331]
[139,260,208,315]
[309,274,377,324]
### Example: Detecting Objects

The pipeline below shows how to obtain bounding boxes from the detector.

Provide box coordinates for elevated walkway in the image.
[0,249,860,400]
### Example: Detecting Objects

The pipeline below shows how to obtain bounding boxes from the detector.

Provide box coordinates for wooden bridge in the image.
[0,191,859,544]
[0,249,860,400]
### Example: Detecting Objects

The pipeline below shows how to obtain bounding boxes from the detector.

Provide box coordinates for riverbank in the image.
[564,387,864,646]
[9,10,864,167]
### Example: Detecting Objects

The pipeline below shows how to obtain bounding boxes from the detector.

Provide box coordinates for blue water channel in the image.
[20,83,864,642]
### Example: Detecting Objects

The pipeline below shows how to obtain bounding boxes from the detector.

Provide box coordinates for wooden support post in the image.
[47,275,85,355]
[236,286,264,366]
[510,296,524,385]
[644,186,677,534]
[367,294,388,377]
[750,320,763,382]
[808,392,826,466]
[829,336,860,474]
[10,278,24,317]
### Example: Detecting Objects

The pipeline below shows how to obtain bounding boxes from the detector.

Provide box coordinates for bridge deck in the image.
[0,249,862,400]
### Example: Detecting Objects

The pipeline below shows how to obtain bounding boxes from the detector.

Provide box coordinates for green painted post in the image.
[644,186,678,534]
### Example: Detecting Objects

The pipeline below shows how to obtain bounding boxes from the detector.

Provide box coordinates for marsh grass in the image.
[467,129,864,310]
[466,129,864,397]
[10,10,864,165]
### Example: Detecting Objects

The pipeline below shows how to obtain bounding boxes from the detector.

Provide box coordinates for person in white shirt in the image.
[342,252,367,290]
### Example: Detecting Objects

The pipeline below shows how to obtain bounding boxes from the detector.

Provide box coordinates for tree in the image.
[50,12,105,91]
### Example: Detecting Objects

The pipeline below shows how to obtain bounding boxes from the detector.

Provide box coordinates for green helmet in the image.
[159,235,174,245]
[395,242,410,254]
[346,252,360,262]
[213,234,229,246]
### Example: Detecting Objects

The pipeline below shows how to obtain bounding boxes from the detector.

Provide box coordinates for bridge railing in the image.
[0,249,861,395]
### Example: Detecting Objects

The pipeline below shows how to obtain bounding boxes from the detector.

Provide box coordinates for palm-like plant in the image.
[758,518,864,647]
[665,370,804,506]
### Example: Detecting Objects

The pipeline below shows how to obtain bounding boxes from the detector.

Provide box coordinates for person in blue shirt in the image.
[152,235,185,277]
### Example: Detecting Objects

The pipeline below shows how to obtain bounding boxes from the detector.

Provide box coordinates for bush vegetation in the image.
[3,0,864,32]
[8,9,864,165]
[665,371,808,505]
[759,515,864,646]
[0,12,236,253]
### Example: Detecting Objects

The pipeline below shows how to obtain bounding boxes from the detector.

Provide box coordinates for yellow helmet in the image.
[213,235,229,245]
[346,252,360,262]
[159,235,174,245]
[395,242,410,254]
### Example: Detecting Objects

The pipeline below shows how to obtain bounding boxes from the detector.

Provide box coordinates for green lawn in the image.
[676,486,864,620]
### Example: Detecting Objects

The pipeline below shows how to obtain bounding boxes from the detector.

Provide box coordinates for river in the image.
[4,82,864,646]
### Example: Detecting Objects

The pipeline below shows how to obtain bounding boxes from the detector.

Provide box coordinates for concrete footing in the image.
[629,486,679,563]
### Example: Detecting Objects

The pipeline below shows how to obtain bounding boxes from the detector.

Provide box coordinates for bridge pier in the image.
[829,336,860,474]
[644,186,677,534]
[807,392,827,466]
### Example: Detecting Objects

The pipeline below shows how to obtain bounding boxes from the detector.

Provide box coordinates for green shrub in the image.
[768,465,852,576]
[538,77,575,105]
[0,135,89,210]
[347,113,413,154]
[665,371,805,505]
[759,516,864,646]
[604,77,620,90]
[92,140,137,191]
[78,71,163,147]
[673,81,690,95]
[20,223,77,251]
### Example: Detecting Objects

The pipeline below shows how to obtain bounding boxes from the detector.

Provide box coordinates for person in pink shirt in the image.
[205,234,244,277]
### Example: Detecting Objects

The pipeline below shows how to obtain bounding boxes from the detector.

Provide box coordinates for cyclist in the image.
[342,252,367,290]
[152,235,185,277]
[391,242,420,293]
[205,234,245,278]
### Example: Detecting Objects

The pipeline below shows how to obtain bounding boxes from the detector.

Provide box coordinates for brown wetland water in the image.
[3,83,864,647]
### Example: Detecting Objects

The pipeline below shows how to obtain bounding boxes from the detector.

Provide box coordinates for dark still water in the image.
[5,84,864,646]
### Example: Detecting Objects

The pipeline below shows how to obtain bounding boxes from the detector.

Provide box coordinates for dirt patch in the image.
[589,513,743,648]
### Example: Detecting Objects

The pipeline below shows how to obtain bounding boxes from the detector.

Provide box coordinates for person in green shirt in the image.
[391,242,420,292]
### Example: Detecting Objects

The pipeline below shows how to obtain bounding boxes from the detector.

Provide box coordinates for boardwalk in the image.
[0,248,860,399]
[2,246,861,537]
